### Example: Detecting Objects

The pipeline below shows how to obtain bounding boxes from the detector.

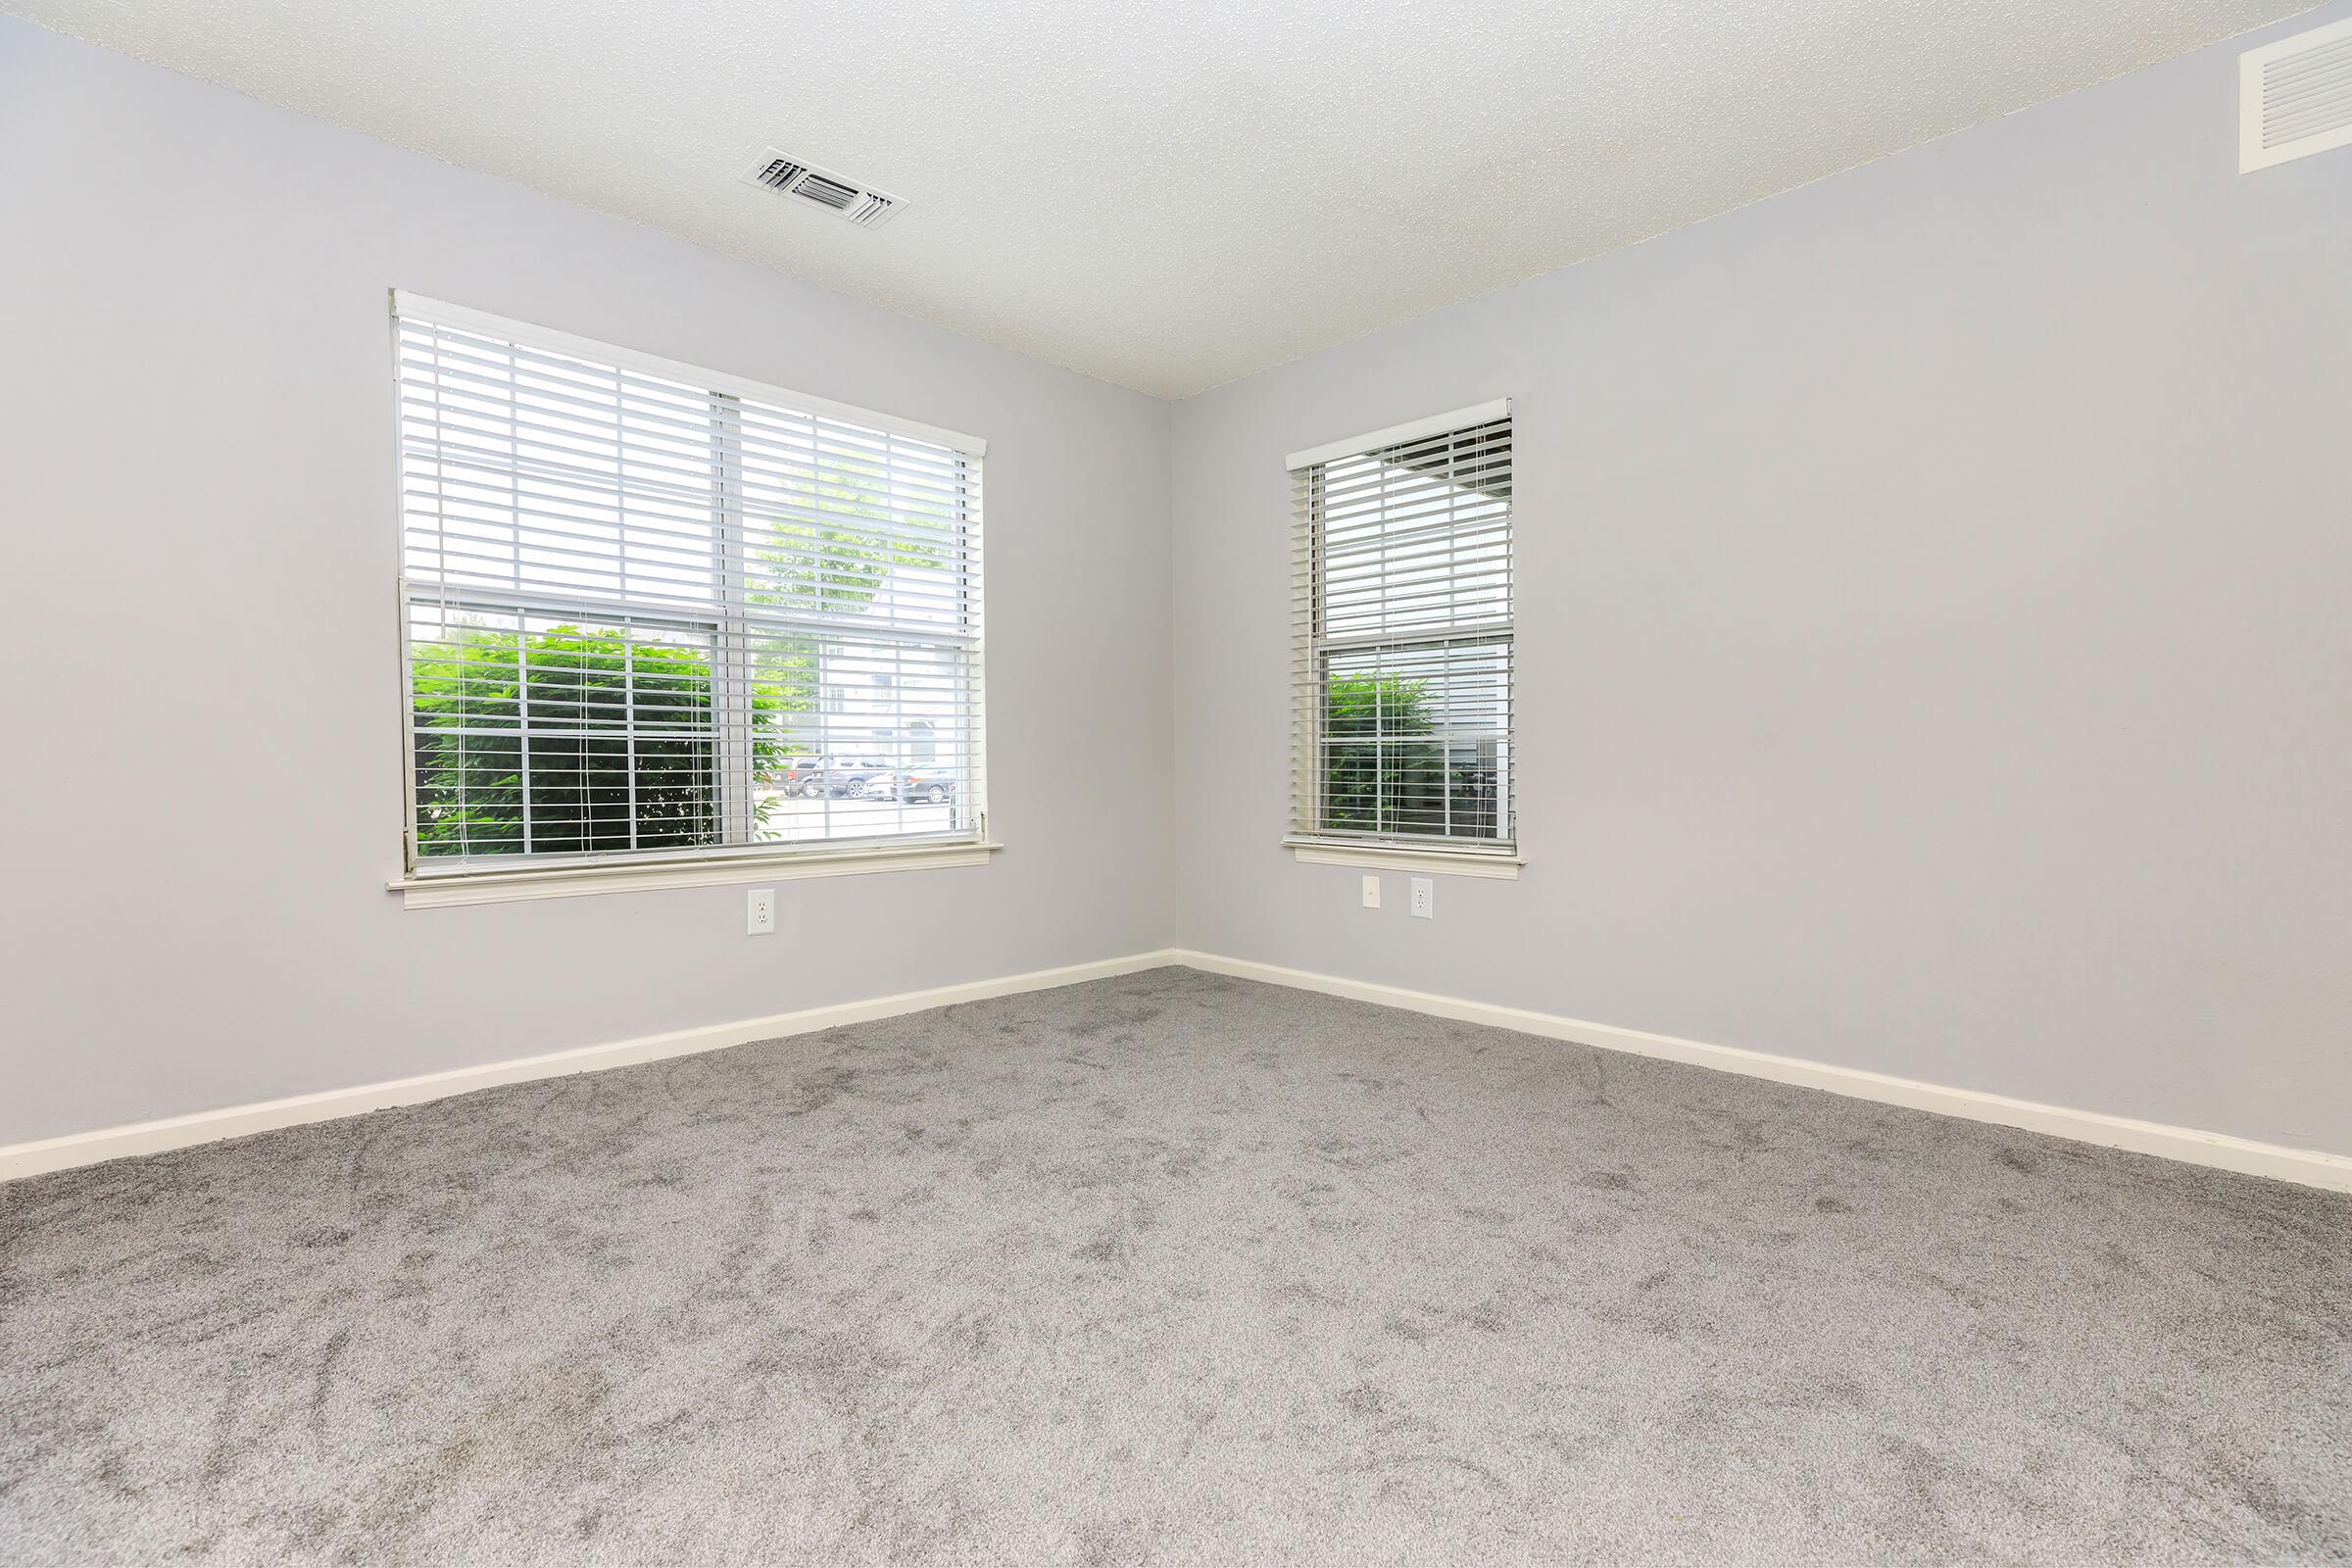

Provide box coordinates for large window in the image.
[1288,402,1513,860]
[394,294,985,881]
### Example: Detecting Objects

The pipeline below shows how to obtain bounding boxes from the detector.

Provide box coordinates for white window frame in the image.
[384,292,997,907]
[1284,400,1523,879]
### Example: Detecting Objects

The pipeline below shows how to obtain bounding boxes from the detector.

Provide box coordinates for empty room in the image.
[2,0,2347,1562]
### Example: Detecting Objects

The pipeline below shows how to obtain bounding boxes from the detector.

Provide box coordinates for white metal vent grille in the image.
[740,149,903,227]
[750,156,808,190]
[794,172,859,209]
[2241,16,2352,172]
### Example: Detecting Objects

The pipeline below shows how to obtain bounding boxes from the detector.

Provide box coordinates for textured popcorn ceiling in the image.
[5,0,2317,396]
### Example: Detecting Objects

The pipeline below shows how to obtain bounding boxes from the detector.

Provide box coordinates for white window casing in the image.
[1287,400,1520,876]
[389,292,992,903]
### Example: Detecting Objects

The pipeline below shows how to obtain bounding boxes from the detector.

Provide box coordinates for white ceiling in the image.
[7,0,2316,397]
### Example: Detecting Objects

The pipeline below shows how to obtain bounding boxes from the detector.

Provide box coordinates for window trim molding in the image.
[390,838,1005,908]
[1281,839,1524,880]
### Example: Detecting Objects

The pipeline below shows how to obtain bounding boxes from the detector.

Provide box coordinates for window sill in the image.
[1282,839,1523,880]
[390,840,1004,908]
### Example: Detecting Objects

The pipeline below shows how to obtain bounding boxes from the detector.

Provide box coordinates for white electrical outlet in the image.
[1410,877,1434,919]
[746,887,776,935]
[1361,874,1381,909]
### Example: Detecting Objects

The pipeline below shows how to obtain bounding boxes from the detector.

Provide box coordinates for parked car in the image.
[780,756,950,803]
[896,771,956,806]
[829,759,903,799]
[777,756,832,798]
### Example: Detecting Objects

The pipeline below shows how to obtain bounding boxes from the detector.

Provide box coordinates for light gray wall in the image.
[8,11,2348,1160]
[1171,5,2352,1156]
[0,18,1174,1147]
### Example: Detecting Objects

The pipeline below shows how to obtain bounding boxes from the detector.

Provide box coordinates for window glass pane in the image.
[1319,641,1509,842]
[399,326,721,612]
[409,605,720,858]
[748,636,977,846]
[1318,452,1509,640]
[735,414,970,632]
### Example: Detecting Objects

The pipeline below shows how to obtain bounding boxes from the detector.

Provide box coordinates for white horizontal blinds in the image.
[1291,412,1513,850]
[398,305,984,867]
[404,604,721,857]
[712,393,985,851]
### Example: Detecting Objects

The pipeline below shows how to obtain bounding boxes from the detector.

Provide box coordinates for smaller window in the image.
[1288,402,1515,858]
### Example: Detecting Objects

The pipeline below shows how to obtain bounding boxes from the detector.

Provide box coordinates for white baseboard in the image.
[1170,950,2352,1195]
[0,949,1184,1184]
[12,945,2347,1196]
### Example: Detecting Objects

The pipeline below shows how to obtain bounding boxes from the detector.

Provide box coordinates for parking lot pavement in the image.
[754,791,957,843]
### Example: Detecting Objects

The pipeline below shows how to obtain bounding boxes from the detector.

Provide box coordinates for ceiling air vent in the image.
[749,155,808,191]
[740,149,903,227]
[2241,16,2352,172]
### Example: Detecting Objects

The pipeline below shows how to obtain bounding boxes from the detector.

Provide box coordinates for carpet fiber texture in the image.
[3,967,2348,1565]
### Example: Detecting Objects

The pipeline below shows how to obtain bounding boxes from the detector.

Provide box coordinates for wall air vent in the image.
[2241,16,2352,172]
[740,149,903,227]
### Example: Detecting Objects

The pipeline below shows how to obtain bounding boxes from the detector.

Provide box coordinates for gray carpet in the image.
[3,967,2347,1566]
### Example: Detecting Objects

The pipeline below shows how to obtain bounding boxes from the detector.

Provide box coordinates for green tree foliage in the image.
[752,508,946,616]
[1322,672,1500,839]
[1322,673,1435,833]
[742,451,951,755]
[411,626,792,857]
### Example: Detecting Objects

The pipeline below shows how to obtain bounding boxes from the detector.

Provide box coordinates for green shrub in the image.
[1321,672,1498,839]
[1322,672,1434,833]
[411,625,799,858]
